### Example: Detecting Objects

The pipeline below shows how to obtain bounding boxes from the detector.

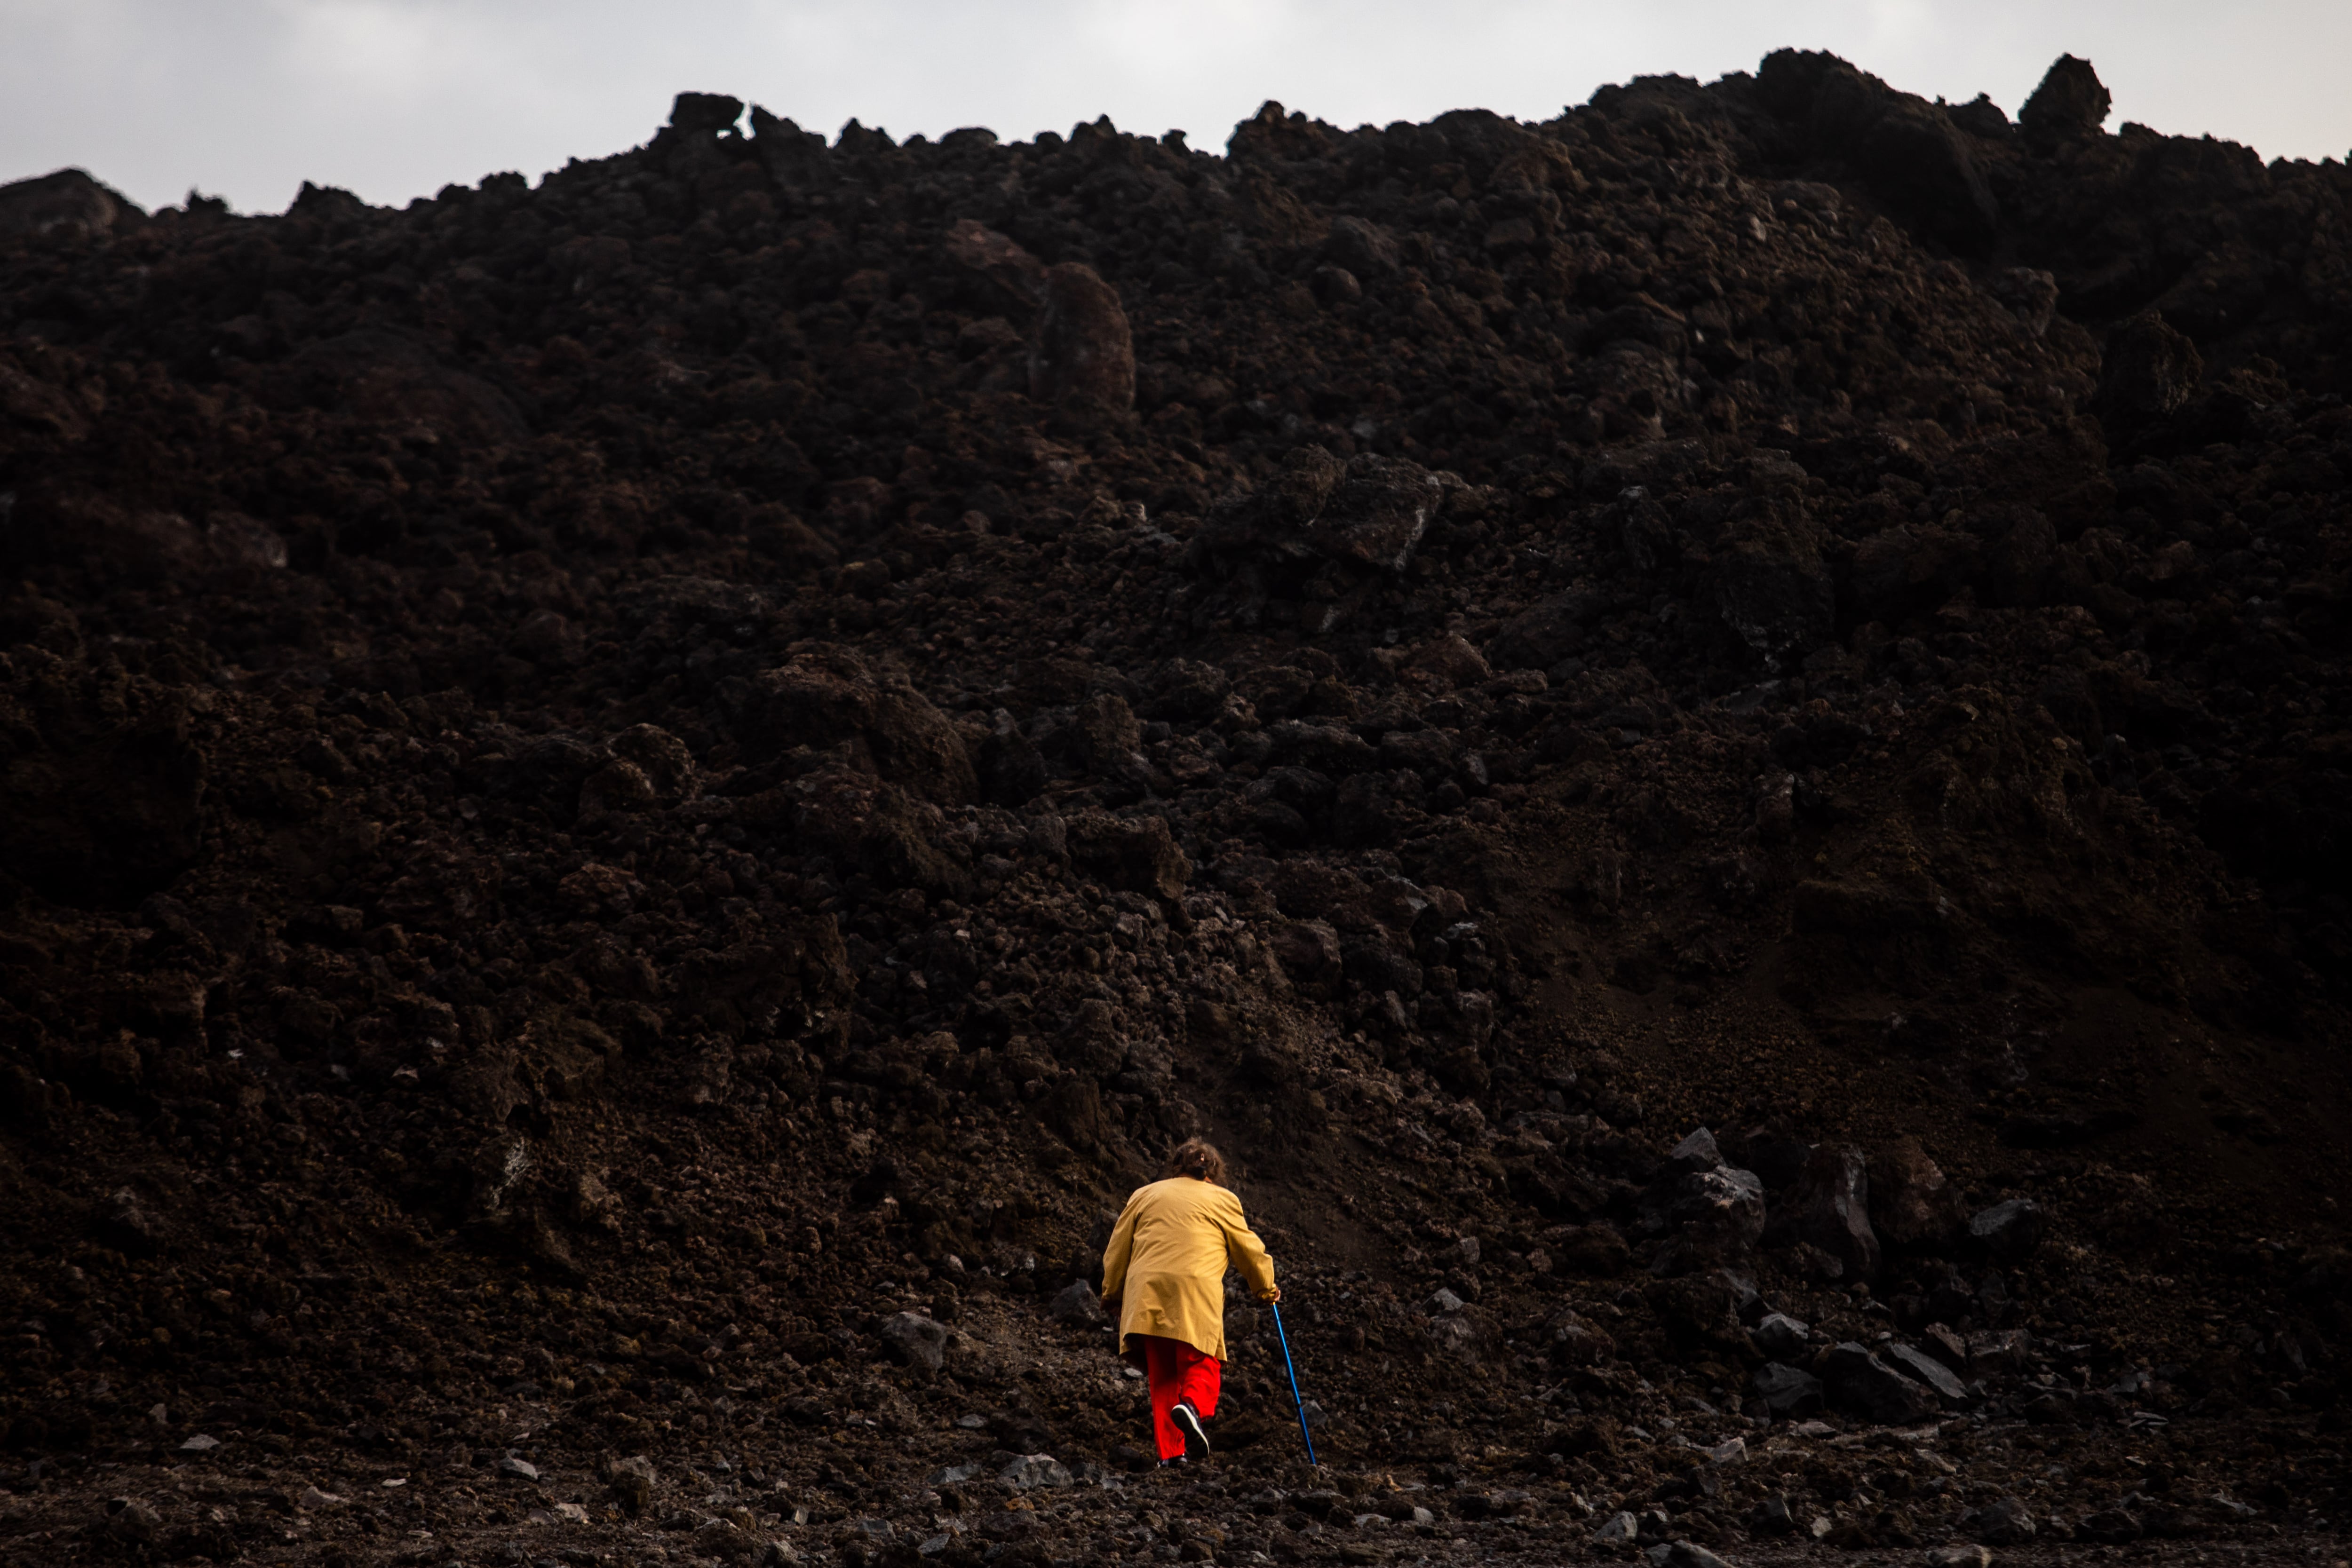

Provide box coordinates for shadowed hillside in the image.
[3,48,2351,1568]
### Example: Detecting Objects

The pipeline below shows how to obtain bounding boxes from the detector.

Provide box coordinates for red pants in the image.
[1138,1335,1222,1461]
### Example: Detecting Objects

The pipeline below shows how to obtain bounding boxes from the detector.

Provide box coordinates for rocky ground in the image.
[3,45,2352,1568]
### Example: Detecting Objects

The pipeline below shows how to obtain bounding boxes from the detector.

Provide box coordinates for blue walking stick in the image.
[1270,1300,1318,1468]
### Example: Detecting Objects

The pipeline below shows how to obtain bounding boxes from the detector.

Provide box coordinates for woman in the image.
[1099,1138,1280,1465]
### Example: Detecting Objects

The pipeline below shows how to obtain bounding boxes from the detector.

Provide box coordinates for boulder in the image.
[878,1312,952,1373]
[1645,1542,1734,1568]
[2097,314,2202,426]
[1645,1274,1754,1358]
[1071,692,1144,777]
[1990,267,2060,336]
[605,1455,658,1513]
[1486,588,1608,670]
[1150,658,1233,720]
[1752,1312,1811,1361]
[101,1497,161,1546]
[946,219,1049,320]
[1554,1223,1633,1275]
[2019,55,2110,150]
[1820,1342,1940,1425]
[1644,1165,1767,1270]
[1426,1300,1497,1362]
[1406,634,1492,689]
[1922,1322,1970,1368]
[1029,262,1135,415]
[1966,1328,2032,1374]
[1850,97,2000,245]
[1956,1496,2036,1546]
[1269,920,1343,986]
[1548,1309,1617,1367]
[1064,810,1190,900]
[1754,50,1996,245]
[1661,1127,1724,1176]
[1868,1137,1964,1248]
[1753,1361,1825,1417]
[693,1517,759,1561]
[1049,1280,1108,1328]
[1967,1199,2046,1263]
[669,92,745,134]
[792,775,971,901]
[0,168,141,241]
[1270,859,1375,925]
[1186,445,1454,615]
[1772,1148,1880,1281]
[749,106,834,191]
[999,1454,1074,1490]
[609,723,699,800]
[752,649,976,805]
[1042,1075,1112,1151]
[1304,454,1448,573]
[1591,1512,1639,1544]
[1325,216,1402,278]
[1884,1342,1971,1404]
[672,908,854,1048]
[977,712,1048,806]
[1713,532,1834,667]
[2077,1507,2143,1544]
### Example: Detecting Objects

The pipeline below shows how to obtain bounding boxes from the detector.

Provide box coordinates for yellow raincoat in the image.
[1099,1176,1276,1363]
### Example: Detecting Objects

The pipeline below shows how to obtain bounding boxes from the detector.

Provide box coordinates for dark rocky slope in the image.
[2,48,2351,1568]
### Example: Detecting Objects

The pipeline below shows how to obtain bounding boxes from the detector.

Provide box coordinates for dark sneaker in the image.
[1158,1454,1187,1468]
[1172,1399,1211,1460]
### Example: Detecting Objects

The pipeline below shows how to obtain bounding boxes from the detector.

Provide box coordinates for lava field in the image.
[2,45,2352,1568]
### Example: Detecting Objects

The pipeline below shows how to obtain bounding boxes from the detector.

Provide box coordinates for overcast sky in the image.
[4,0,2349,215]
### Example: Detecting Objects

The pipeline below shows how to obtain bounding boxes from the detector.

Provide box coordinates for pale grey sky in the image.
[3,0,2348,214]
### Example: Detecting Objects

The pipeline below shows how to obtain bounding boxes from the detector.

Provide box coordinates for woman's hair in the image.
[1163,1137,1226,1185]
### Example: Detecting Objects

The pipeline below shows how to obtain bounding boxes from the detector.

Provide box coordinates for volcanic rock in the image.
[0,168,141,241]
[1967,1199,2047,1263]
[1868,1137,1964,1248]
[2019,55,2110,149]
[1884,1341,1971,1404]
[606,1456,659,1514]
[1821,1342,1941,1424]
[749,648,976,805]
[1030,263,1136,419]
[0,41,2342,1568]
[1754,1361,1826,1417]
[1049,1280,1108,1327]
[879,1312,953,1372]
[1752,1311,1811,1361]
[1957,1497,2037,1546]
[1773,1148,1881,1281]
[2097,313,2203,428]
[999,1454,1073,1490]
